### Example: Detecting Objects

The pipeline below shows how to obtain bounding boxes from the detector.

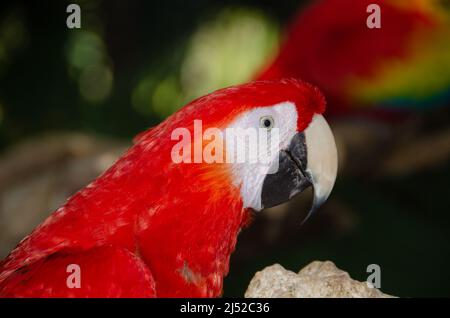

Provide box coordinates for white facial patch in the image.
[225,102,298,211]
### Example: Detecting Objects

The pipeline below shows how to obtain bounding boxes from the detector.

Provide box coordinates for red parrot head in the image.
[140,78,338,215]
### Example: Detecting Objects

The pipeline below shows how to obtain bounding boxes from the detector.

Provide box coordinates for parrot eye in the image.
[260,116,274,130]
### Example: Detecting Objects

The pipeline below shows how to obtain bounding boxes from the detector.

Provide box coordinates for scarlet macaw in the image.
[0,79,337,297]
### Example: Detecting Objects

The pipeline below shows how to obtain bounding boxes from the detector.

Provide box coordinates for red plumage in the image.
[0,79,325,297]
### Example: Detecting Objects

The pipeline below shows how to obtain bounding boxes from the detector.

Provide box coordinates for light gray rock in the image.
[245,261,394,298]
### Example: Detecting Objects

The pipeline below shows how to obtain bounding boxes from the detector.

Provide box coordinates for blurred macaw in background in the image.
[258,0,450,117]
[257,0,450,176]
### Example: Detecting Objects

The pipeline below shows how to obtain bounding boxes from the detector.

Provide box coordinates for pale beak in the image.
[303,114,338,222]
[261,114,338,222]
